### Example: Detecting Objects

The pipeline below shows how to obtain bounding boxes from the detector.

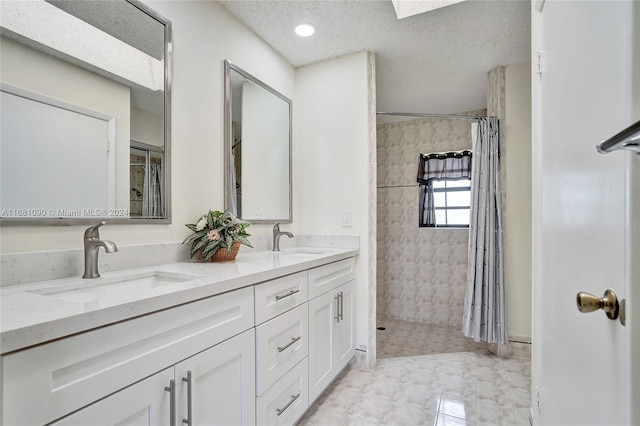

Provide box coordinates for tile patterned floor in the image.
[376,317,489,358]
[298,317,531,426]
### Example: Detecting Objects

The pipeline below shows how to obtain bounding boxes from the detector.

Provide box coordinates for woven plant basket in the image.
[205,241,241,262]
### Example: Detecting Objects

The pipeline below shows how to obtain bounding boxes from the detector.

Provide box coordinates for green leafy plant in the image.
[182,210,252,260]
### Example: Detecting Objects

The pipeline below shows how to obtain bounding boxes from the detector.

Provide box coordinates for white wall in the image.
[294,51,375,363]
[504,61,532,339]
[0,1,295,253]
[131,107,162,147]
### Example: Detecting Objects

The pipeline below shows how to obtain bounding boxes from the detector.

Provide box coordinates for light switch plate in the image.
[341,210,352,227]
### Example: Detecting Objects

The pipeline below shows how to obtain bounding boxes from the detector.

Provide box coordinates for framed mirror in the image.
[224,60,292,224]
[0,0,172,224]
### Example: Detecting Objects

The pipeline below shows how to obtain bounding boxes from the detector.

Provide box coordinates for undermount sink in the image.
[277,248,333,257]
[28,270,205,305]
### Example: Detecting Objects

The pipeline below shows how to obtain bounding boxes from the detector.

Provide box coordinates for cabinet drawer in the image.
[256,357,309,426]
[256,303,308,395]
[2,286,254,426]
[308,257,356,299]
[254,271,307,325]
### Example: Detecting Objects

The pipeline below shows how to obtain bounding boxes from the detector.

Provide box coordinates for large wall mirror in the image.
[0,0,172,224]
[224,60,292,223]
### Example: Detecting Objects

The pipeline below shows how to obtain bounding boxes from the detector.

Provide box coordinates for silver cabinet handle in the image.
[334,294,340,323]
[182,371,192,425]
[165,379,176,426]
[277,336,301,353]
[275,289,300,301]
[276,393,301,416]
[339,291,344,321]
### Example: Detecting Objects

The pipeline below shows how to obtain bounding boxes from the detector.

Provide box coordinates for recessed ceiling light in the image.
[295,23,316,37]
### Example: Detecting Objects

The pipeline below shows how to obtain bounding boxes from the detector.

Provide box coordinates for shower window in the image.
[428,179,471,227]
[417,150,472,228]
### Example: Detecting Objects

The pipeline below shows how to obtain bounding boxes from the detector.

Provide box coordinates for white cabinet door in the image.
[308,287,338,404]
[308,280,355,405]
[175,329,256,426]
[50,367,174,426]
[334,280,355,371]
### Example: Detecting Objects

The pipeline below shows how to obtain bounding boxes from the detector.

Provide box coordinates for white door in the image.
[50,368,174,426]
[532,1,638,425]
[0,86,115,214]
[175,329,256,426]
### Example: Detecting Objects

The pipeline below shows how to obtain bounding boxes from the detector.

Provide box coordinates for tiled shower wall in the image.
[376,112,485,327]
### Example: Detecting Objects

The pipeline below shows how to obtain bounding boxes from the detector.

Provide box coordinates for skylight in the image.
[391,0,468,19]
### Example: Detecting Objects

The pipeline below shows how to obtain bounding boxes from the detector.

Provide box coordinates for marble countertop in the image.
[0,247,358,355]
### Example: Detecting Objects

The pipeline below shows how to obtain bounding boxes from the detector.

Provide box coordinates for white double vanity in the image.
[0,248,358,426]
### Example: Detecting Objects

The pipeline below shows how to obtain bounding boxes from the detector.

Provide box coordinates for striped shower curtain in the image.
[143,163,164,218]
[462,117,507,345]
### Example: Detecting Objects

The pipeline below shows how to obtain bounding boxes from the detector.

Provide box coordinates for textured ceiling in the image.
[218,0,531,121]
[47,0,165,60]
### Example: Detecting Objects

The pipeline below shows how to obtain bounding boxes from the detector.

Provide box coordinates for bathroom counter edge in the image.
[0,248,359,354]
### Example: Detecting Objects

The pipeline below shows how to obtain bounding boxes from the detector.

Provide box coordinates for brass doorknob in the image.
[576,289,619,320]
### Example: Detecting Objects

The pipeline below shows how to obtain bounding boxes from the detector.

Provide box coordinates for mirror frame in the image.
[223,60,292,224]
[0,0,172,226]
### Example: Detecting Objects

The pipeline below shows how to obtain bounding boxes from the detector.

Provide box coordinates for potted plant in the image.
[183,210,252,261]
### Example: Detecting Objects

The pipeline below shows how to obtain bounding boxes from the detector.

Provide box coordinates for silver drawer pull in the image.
[182,371,192,426]
[276,393,301,416]
[275,289,300,301]
[277,336,301,353]
[165,379,176,426]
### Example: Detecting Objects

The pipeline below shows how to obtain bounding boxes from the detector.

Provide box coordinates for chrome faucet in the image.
[82,221,118,279]
[272,223,293,251]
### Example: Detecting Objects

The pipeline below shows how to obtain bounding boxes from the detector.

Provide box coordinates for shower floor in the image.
[376,316,488,359]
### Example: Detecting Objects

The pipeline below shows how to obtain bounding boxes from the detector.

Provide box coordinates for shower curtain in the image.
[229,124,239,216]
[462,117,507,345]
[143,163,163,218]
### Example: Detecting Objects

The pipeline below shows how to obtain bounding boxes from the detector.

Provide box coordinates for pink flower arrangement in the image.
[183,210,252,260]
